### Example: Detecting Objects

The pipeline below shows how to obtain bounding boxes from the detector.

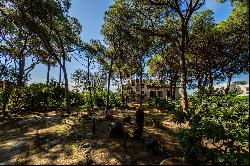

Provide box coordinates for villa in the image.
[123,78,181,102]
[214,82,249,96]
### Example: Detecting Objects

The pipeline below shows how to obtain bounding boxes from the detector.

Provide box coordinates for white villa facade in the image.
[214,82,249,96]
[124,79,181,101]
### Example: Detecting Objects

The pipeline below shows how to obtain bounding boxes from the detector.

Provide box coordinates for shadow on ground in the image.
[0,108,183,165]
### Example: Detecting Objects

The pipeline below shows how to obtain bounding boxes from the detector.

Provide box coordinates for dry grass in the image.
[0,107,187,165]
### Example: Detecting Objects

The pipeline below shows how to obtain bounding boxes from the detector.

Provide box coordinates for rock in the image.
[160,157,190,165]
[145,137,158,150]
[110,120,125,138]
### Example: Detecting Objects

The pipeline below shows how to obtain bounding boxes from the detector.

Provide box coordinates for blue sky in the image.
[29,0,249,92]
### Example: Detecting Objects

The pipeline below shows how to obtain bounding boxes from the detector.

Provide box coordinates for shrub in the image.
[2,83,85,112]
[69,90,85,107]
[84,89,123,109]
[176,93,249,165]
[151,115,165,128]
[146,97,176,112]
[83,89,106,108]
[110,92,122,108]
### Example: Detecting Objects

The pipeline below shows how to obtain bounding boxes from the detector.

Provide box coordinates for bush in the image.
[84,89,123,109]
[83,89,106,108]
[7,84,51,111]
[176,93,249,165]
[110,92,122,108]
[151,115,165,128]
[2,83,85,112]
[146,97,176,112]
[69,90,85,107]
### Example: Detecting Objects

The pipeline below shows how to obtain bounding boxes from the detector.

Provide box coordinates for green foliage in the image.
[1,83,84,112]
[176,93,249,165]
[151,115,165,128]
[83,89,105,109]
[146,97,176,112]
[110,91,122,108]
[69,90,85,107]
[83,89,123,109]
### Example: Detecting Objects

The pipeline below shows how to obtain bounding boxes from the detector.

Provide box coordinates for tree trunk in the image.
[60,57,70,114]
[59,57,62,86]
[87,56,94,112]
[2,82,13,113]
[208,71,213,94]
[106,59,114,116]
[46,57,51,85]
[18,55,25,86]
[180,26,188,113]
[197,75,203,91]
[180,57,188,113]
[14,55,17,73]
[225,75,232,94]
[119,70,125,107]
[173,80,177,100]
[140,65,143,106]
[201,72,209,94]
[169,67,173,100]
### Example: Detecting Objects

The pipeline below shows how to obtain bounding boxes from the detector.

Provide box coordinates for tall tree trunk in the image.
[2,82,13,114]
[208,71,213,94]
[87,56,94,112]
[14,55,17,73]
[203,72,208,91]
[180,27,188,113]
[60,60,70,114]
[180,57,188,113]
[169,67,173,100]
[197,75,203,91]
[18,55,25,86]
[119,70,125,107]
[140,64,143,106]
[59,57,62,86]
[106,59,114,116]
[46,57,51,85]
[57,56,70,114]
[225,75,232,94]
[173,80,177,100]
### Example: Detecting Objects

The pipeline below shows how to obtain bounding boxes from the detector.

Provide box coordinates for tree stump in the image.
[133,107,144,139]
[110,120,125,138]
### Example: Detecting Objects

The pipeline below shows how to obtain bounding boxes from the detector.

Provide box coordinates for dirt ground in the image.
[0,107,188,165]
